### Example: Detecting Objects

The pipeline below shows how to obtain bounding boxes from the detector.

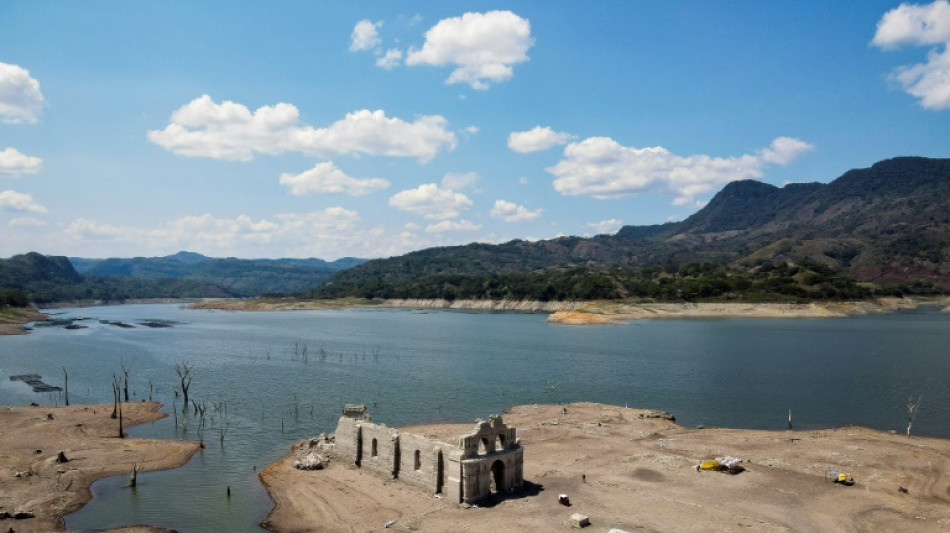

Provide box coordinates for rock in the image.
[0,510,10,519]
[12,511,33,519]
[13,471,31,478]
[56,450,69,463]
[570,513,591,528]
[294,451,328,470]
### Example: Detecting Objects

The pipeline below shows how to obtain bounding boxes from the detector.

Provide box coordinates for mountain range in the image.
[2,156,947,305]
[316,156,949,299]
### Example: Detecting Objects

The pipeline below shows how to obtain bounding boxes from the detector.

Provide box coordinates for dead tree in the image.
[906,396,922,437]
[63,367,69,406]
[176,362,194,411]
[121,358,132,402]
[129,463,138,487]
[113,373,124,438]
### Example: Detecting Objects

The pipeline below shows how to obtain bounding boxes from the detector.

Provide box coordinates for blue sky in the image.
[1,1,948,259]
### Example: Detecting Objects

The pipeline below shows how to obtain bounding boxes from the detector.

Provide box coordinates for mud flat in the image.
[260,402,950,532]
[0,402,200,532]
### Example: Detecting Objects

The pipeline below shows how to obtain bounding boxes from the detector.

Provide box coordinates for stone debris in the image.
[293,435,333,470]
[570,513,591,528]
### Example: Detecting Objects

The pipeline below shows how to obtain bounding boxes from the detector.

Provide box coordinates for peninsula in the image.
[261,402,950,532]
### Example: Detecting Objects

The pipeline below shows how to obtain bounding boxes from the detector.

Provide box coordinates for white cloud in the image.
[490,199,542,222]
[148,95,456,163]
[350,19,383,52]
[548,136,813,204]
[0,190,47,213]
[405,10,534,89]
[508,126,576,153]
[586,218,624,235]
[7,216,46,228]
[0,147,42,175]
[464,125,480,134]
[63,208,364,258]
[376,48,403,69]
[279,162,389,196]
[0,62,44,124]
[388,183,473,219]
[425,219,481,233]
[757,136,814,165]
[441,171,479,190]
[873,0,950,110]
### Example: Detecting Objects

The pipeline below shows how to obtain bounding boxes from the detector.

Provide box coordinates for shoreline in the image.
[186,295,949,323]
[0,401,201,532]
[0,307,50,336]
[259,402,950,532]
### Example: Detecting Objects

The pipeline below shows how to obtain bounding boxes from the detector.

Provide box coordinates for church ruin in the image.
[331,405,524,504]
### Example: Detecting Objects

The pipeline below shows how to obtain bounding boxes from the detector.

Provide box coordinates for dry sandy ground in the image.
[0,402,200,533]
[260,402,950,533]
[547,297,943,324]
[0,308,48,336]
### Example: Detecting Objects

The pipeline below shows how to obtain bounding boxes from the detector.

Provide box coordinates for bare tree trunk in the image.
[129,463,137,487]
[63,367,69,406]
[176,362,193,412]
[121,358,132,402]
[906,396,921,437]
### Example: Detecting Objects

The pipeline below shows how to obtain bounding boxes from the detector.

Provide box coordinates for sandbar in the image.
[260,402,950,532]
[0,401,200,532]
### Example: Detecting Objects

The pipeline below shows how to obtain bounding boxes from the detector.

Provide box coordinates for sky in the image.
[1,1,949,260]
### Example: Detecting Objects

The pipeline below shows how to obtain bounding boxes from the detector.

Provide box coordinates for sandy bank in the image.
[0,402,201,532]
[189,296,948,323]
[260,402,950,532]
[0,307,49,336]
[547,297,940,324]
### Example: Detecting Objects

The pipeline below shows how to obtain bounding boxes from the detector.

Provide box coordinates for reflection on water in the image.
[0,304,947,531]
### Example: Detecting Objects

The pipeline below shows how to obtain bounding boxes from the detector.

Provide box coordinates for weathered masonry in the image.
[332,406,524,504]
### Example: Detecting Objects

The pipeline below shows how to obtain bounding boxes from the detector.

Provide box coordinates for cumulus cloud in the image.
[0,190,47,213]
[0,62,44,124]
[441,171,479,190]
[425,219,481,233]
[548,136,813,204]
[586,219,624,235]
[63,208,363,257]
[388,183,473,219]
[873,0,950,110]
[7,216,46,228]
[350,19,383,51]
[148,95,456,162]
[405,10,534,89]
[279,162,389,196]
[490,199,542,222]
[376,48,403,69]
[508,126,576,153]
[0,147,42,175]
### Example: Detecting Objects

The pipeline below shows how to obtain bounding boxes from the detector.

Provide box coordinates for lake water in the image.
[1,303,948,531]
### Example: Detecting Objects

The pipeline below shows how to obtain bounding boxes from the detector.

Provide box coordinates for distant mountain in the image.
[316,157,949,299]
[0,252,233,304]
[69,252,367,297]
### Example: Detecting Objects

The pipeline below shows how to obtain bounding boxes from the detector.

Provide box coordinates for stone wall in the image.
[328,412,522,505]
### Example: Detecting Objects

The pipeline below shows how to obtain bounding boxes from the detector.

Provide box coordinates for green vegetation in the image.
[311,261,905,302]
[317,157,950,299]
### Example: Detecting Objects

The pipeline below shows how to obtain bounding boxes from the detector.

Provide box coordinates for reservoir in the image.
[0,303,947,531]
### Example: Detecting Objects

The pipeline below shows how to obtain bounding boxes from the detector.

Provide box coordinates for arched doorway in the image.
[490,459,505,494]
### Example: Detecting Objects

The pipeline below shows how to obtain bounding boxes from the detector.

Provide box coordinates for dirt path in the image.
[260,402,950,532]
[0,402,200,533]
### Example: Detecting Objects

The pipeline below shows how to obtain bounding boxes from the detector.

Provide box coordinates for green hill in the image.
[314,156,949,300]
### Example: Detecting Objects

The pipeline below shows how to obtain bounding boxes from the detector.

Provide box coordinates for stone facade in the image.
[332,407,523,504]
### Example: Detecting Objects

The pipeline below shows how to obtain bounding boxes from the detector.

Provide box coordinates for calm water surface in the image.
[0,304,947,532]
